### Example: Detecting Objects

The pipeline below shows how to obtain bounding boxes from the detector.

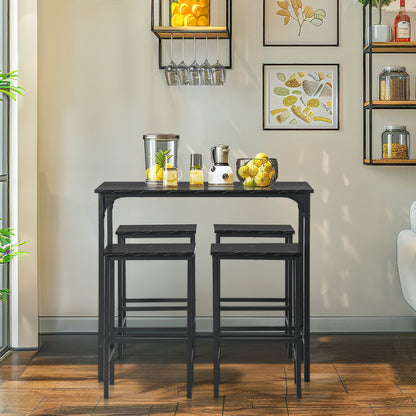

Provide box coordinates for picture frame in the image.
[263,63,340,131]
[263,0,339,47]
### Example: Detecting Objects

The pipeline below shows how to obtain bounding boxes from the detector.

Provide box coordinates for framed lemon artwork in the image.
[170,0,210,27]
[263,63,339,130]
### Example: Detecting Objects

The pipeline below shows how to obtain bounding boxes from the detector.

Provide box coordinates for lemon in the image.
[254,171,271,187]
[238,164,250,179]
[307,98,320,108]
[185,14,197,26]
[171,14,184,26]
[180,3,191,15]
[156,168,164,181]
[253,153,268,167]
[197,15,209,25]
[166,163,173,168]
[262,161,272,173]
[148,164,161,181]
[243,177,256,187]
[247,163,259,177]
[146,167,150,179]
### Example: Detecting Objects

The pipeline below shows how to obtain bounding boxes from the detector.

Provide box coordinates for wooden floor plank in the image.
[0,334,415,415]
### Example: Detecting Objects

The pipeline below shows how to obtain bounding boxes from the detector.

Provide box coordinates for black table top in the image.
[95,182,314,197]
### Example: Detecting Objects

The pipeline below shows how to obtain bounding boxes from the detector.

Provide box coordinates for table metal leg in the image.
[98,195,104,382]
[98,198,113,383]
[213,255,220,399]
[304,195,311,382]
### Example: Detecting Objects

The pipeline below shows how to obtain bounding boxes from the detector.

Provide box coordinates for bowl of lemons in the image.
[236,153,278,188]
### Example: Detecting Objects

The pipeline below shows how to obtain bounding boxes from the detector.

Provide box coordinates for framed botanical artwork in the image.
[263,64,339,130]
[263,0,339,46]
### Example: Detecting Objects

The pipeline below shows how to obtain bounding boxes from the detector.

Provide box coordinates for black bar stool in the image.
[214,224,295,357]
[211,242,303,398]
[103,242,196,399]
[116,224,196,359]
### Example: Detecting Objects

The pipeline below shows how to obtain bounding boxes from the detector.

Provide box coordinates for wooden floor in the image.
[0,334,416,415]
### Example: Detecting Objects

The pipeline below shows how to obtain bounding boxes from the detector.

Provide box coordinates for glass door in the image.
[0,0,9,355]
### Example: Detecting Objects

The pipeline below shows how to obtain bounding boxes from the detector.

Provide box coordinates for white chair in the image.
[397,201,416,311]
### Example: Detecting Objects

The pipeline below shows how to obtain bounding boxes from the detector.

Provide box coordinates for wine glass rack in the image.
[151,0,232,69]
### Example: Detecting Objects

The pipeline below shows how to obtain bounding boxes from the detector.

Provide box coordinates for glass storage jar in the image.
[382,126,410,159]
[189,153,204,186]
[379,66,409,101]
[143,134,179,186]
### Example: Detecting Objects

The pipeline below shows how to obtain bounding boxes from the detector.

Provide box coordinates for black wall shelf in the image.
[151,0,232,69]
[363,5,416,166]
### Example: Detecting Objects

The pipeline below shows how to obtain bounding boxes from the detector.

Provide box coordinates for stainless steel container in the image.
[143,134,179,186]
[211,144,230,165]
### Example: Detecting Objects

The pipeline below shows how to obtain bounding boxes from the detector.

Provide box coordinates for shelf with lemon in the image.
[151,0,232,68]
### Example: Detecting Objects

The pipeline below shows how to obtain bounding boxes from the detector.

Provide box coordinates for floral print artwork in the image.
[276,0,327,37]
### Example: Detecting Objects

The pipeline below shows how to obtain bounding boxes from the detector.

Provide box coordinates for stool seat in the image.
[105,243,195,258]
[116,224,197,237]
[211,243,301,258]
[214,224,294,238]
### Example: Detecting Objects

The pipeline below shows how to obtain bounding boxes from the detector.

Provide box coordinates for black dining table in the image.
[95,181,314,383]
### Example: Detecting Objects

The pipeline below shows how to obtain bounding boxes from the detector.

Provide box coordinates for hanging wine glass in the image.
[188,35,201,86]
[177,34,189,85]
[165,35,178,86]
[199,34,212,85]
[211,33,225,86]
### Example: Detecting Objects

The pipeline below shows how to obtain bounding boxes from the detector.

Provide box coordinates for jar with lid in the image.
[382,126,410,159]
[379,66,409,101]
[189,153,204,186]
[143,134,179,186]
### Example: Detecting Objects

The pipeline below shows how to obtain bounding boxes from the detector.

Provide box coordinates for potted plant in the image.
[359,0,393,42]
[0,226,27,303]
[0,70,25,303]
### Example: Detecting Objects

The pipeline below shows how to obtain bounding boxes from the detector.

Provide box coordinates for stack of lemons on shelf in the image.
[171,0,210,27]
[237,153,277,188]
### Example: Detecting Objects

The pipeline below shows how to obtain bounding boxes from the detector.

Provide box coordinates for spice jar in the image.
[379,66,409,101]
[382,126,410,159]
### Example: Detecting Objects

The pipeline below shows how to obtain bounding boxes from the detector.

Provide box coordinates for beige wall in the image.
[38,0,416,332]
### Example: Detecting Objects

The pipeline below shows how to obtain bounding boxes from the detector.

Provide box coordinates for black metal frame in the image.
[95,182,313,391]
[363,4,416,166]
[262,0,339,47]
[151,0,232,69]
[102,246,196,399]
[262,63,340,131]
[116,224,196,360]
[211,245,303,398]
[214,223,295,359]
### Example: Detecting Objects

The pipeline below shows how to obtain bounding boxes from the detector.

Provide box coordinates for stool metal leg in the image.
[191,254,196,386]
[118,236,126,360]
[213,255,220,398]
[110,260,115,386]
[285,234,293,359]
[186,255,195,399]
[294,256,302,398]
[103,257,110,399]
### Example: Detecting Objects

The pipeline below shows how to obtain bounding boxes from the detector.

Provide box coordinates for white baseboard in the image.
[39,316,416,334]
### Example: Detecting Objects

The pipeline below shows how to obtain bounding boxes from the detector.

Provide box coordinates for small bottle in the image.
[189,154,204,186]
[394,0,411,42]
